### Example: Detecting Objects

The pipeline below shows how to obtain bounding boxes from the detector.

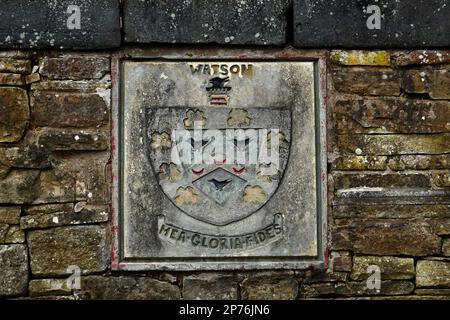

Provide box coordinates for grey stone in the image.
[0,0,120,49]
[124,0,289,45]
[0,244,28,298]
[23,203,74,216]
[78,276,180,300]
[27,225,109,276]
[183,273,238,300]
[294,0,450,48]
[118,61,323,270]
[241,273,298,300]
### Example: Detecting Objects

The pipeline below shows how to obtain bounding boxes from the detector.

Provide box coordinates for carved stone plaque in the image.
[115,60,325,270]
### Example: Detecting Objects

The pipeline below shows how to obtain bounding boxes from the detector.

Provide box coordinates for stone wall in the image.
[0,48,449,300]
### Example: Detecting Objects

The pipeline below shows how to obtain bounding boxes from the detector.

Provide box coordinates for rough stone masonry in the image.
[0,0,449,300]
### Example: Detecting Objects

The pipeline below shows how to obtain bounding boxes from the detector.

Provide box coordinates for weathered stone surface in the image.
[0,58,31,73]
[24,203,74,215]
[0,244,28,297]
[351,256,415,280]
[333,173,431,189]
[0,170,41,204]
[300,281,414,298]
[124,0,289,45]
[33,170,76,205]
[51,152,110,203]
[338,134,450,156]
[0,162,9,179]
[0,145,51,169]
[0,225,25,243]
[39,56,110,80]
[332,68,400,96]
[21,206,109,230]
[14,295,77,300]
[416,260,450,288]
[402,68,450,99]
[183,273,238,300]
[0,223,9,237]
[27,225,109,276]
[0,87,29,142]
[0,154,105,205]
[415,289,450,296]
[0,51,31,58]
[331,51,390,66]
[0,207,21,224]
[443,239,450,257]
[78,276,180,300]
[433,173,450,188]
[324,295,450,300]
[25,73,40,85]
[120,61,320,268]
[241,274,298,300]
[31,80,110,92]
[428,219,450,236]
[331,252,353,273]
[333,204,450,219]
[388,155,450,171]
[302,270,349,284]
[395,50,450,66]
[294,0,450,48]
[0,0,121,49]
[331,219,441,256]
[334,98,450,134]
[38,128,109,151]
[334,189,450,206]
[31,91,109,127]
[29,279,71,297]
[332,156,387,171]
[0,73,25,85]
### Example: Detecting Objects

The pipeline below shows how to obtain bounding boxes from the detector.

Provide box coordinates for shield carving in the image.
[147,106,291,226]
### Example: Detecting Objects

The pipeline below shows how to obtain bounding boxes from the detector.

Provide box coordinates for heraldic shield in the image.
[147,106,291,226]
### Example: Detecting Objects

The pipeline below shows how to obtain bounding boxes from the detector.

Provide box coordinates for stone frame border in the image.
[110,47,329,271]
